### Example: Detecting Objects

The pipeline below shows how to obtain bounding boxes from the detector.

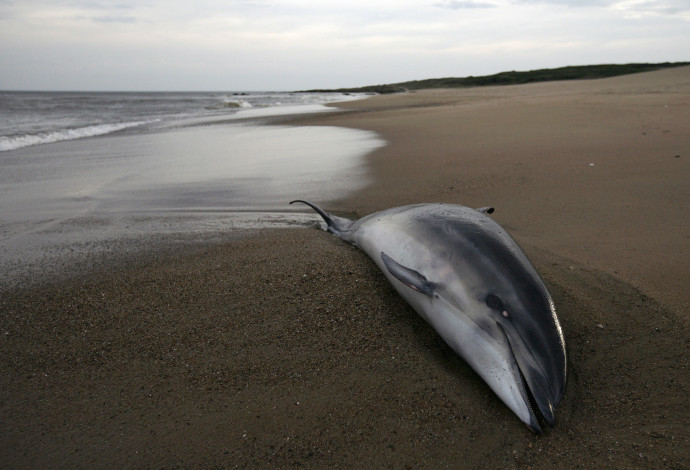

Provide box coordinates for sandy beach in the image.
[1,67,688,468]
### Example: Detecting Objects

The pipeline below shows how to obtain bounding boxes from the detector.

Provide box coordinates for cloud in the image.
[611,0,690,18]
[510,0,690,20]
[512,0,689,12]
[435,0,496,9]
[90,15,137,23]
[511,0,615,5]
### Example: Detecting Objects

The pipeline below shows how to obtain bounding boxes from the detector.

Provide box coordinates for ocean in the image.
[0,91,385,288]
[0,91,368,151]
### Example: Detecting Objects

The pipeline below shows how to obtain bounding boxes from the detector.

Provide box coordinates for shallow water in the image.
[1,122,382,220]
[0,103,385,289]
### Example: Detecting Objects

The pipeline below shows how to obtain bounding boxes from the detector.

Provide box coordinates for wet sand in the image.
[1,67,689,468]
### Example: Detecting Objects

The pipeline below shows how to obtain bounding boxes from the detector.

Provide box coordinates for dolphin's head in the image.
[407,214,567,433]
[427,281,565,433]
[477,281,566,431]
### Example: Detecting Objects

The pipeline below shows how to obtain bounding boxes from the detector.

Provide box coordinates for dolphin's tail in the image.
[290,200,354,238]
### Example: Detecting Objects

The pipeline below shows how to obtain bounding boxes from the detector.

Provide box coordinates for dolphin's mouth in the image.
[506,322,561,431]
[517,363,542,434]
[496,322,543,434]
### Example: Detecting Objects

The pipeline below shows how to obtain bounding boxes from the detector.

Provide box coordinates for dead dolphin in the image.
[290,200,566,433]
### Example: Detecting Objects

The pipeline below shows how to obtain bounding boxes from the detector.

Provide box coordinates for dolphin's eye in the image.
[485,294,504,311]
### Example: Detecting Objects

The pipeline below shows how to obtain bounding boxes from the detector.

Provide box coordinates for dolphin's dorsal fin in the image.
[380,252,435,296]
[475,206,495,214]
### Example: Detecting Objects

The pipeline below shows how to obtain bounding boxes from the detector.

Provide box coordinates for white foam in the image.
[0,121,150,152]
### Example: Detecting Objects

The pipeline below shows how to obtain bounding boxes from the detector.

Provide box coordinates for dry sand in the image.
[1,67,688,468]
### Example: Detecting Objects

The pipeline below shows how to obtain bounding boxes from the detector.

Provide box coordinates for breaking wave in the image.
[205,99,254,110]
[0,121,150,152]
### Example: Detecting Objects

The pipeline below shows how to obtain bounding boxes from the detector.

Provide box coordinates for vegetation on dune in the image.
[305,62,690,94]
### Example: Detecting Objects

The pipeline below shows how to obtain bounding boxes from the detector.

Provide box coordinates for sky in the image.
[0,0,688,91]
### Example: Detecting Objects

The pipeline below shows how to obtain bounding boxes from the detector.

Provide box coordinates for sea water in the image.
[0,91,384,288]
[0,91,362,151]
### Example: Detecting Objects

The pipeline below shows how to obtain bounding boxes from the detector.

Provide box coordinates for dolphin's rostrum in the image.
[291,200,567,434]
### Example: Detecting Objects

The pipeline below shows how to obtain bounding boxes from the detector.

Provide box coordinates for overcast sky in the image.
[1,0,688,91]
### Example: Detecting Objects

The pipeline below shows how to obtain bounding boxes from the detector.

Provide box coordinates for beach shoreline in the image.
[1,68,688,468]
[0,97,384,292]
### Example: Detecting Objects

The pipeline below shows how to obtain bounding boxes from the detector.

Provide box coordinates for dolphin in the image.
[290,200,566,433]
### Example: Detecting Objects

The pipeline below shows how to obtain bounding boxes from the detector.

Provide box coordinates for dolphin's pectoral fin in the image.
[475,206,495,214]
[380,252,435,296]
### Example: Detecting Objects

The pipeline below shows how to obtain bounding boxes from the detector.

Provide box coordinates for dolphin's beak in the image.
[494,323,542,434]
[500,316,566,430]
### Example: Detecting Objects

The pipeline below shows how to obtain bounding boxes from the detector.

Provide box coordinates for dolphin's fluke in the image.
[290,200,353,237]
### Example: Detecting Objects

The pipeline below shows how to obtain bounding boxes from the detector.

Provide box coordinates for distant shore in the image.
[303,61,690,94]
[1,67,688,468]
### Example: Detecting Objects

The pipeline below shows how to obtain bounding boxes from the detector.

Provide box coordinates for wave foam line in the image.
[0,121,151,152]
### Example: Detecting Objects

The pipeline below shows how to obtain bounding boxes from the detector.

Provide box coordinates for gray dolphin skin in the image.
[290,200,567,434]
